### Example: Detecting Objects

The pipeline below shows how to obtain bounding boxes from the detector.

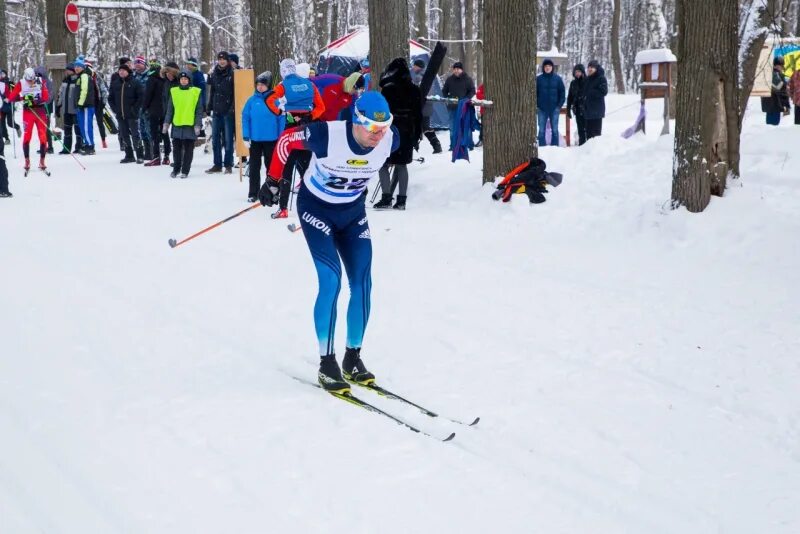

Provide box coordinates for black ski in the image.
[352,381,480,427]
[292,376,455,442]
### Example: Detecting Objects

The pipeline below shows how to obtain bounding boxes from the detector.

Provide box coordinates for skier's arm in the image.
[6,82,20,103]
[310,84,326,120]
[265,83,286,115]
[268,122,328,180]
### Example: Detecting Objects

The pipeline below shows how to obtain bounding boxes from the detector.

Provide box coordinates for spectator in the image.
[767,56,791,126]
[442,61,476,150]
[143,61,172,166]
[133,55,153,160]
[229,53,241,70]
[536,58,565,147]
[0,69,21,144]
[108,63,144,164]
[583,60,608,140]
[409,58,442,154]
[566,64,587,145]
[311,72,364,121]
[84,58,109,149]
[789,56,800,125]
[205,51,235,174]
[109,57,133,152]
[73,59,96,155]
[184,57,207,110]
[55,63,83,154]
[242,70,285,202]
[163,71,204,179]
[374,58,422,211]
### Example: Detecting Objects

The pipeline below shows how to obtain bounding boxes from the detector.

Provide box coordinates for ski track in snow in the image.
[1,96,799,533]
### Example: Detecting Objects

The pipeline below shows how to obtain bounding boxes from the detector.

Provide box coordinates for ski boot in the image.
[23,158,31,177]
[373,194,393,209]
[393,195,407,210]
[38,158,50,176]
[342,347,375,385]
[318,355,350,393]
[271,208,288,219]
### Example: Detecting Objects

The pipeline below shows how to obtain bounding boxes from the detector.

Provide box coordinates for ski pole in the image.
[28,105,86,170]
[168,202,262,249]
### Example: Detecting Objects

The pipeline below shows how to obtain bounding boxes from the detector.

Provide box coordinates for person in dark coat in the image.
[163,71,203,178]
[583,60,608,140]
[765,56,791,126]
[442,61,476,150]
[410,58,442,154]
[373,58,422,211]
[143,62,178,166]
[536,58,565,147]
[54,63,83,154]
[108,63,145,164]
[205,51,235,173]
[566,64,587,146]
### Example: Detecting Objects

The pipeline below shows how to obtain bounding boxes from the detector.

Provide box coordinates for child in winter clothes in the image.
[241,70,286,202]
[163,71,203,178]
[6,67,50,171]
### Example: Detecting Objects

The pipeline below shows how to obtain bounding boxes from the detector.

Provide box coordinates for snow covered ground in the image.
[1,96,798,533]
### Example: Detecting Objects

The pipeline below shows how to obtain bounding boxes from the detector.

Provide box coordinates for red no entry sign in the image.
[65,2,80,34]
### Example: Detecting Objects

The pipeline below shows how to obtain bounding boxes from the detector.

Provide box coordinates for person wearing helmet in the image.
[163,70,203,178]
[258,91,399,392]
[241,70,285,202]
[6,67,50,172]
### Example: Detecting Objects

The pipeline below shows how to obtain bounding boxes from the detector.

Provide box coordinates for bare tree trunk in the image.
[672,0,739,212]
[483,0,537,184]
[440,0,454,74]
[455,0,466,62]
[476,0,484,84]
[368,0,408,87]
[465,0,475,75]
[0,0,7,70]
[544,0,555,49]
[415,0,428,40]
[331,0,340,41]
[315,0,330,52]
[45,0,77,91]
[201,0,212,66]
[555,0,569,51]
[250,0,292,77]
[610,0,625,93]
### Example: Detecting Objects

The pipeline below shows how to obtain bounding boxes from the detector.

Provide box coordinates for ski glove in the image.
[258,177,280,207]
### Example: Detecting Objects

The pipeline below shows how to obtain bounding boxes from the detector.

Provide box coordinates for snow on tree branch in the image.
[74,1,213,31]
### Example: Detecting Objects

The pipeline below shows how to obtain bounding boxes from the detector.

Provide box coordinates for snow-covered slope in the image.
[1,97,798,533]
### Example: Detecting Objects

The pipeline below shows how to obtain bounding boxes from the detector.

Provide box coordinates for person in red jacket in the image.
[476,83,485,146]
[6,67,50,171]
[311,72,364,121]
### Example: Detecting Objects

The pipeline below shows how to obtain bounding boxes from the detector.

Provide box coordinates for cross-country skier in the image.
[258,91,399,392]
[6,67,50,173]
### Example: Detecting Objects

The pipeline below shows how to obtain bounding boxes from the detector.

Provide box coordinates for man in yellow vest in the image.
[163,71,203,179]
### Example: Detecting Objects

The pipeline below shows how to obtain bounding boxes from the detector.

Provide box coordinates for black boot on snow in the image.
[374,194,393,209]
[342,347,375,385]
[393,195,406,210]
[318,355,350,393]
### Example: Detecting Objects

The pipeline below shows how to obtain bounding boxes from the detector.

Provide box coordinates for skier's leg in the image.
[298,194,342,357]
[336,204,372,352]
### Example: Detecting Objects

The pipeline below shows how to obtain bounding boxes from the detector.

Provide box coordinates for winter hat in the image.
[774,55,785,66]
[228,53,239,65]
[452,61,464,70]
[186,57,199,68]
[84,59,93,69]
[353,91,392,126]
[73,58,86,69]
[573,63,586,76]
[217,51,230,61]
[296,62,311,78]
[165,61,180,71]
[542,59,554,70]
[413,59,425,69]
[343,72,363,94]
[587,59,601,70]
[134,55,146,66]
[118,57,131,66]
[23,67,36,81]
[256,70,273,87]
[149,58,161,68]
[118,64,132,75]
[65,63,76,72]
[179,70,191,81]
[360,58,370,69]
[279,58,296,78]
